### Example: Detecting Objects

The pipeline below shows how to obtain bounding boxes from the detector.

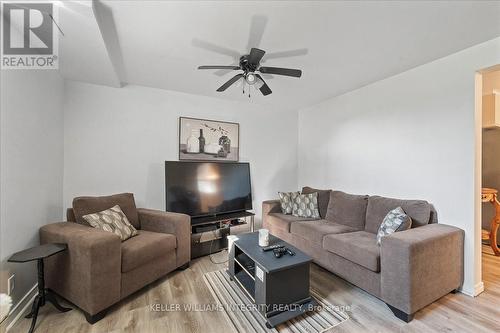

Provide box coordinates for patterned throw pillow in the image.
[292,193,320,219]
[376,207,412,245]
[278,192,300,214]
[82,205,138,241]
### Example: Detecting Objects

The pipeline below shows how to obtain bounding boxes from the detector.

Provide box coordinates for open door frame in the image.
[474,64,500,296]
[473,71,484,296]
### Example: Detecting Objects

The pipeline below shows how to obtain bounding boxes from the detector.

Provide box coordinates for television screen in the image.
[165,161,252,217]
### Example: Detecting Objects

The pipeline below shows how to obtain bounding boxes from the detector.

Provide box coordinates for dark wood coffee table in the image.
[8,243,72,333]
[228,232,315,328]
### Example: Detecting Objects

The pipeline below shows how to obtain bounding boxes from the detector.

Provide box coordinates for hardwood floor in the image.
[8,246,500,333]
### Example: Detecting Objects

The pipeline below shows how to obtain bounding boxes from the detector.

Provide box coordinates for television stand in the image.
[190,211,255,259]
[191,211,255,229]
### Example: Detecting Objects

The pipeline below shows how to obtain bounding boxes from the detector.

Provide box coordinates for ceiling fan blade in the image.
[214,64,240,76]
[216,73,244,92]
[263,48,308,61]
[259,66,302,78]
[248,48,266,66]
[192,38,240,60]
[255,74,272,96]
[247,15,268,50]
[198,65,241,70]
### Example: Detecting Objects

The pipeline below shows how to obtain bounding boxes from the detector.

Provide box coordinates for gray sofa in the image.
[262,187,464,322]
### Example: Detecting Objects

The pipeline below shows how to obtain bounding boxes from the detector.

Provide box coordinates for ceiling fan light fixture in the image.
[245,72,257,85]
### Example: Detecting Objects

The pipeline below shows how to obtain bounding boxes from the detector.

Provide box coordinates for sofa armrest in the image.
[39,222,121,315]
[138,208,190,267]
[381,224,464,315]
[262,200,281,229]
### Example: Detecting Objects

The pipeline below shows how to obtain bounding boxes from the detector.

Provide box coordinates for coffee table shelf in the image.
[234,251,256,277]
[233,249,256,300]
[234,271,256,301]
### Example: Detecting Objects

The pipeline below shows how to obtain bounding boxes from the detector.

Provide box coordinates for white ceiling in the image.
[58,0,500,110]
[59,0,121,87]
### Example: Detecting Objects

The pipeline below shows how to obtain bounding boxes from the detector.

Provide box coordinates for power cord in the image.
[209,229,229,265]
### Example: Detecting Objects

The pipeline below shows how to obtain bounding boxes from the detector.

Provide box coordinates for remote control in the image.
[273,247,286,258]
[262,244,284,252]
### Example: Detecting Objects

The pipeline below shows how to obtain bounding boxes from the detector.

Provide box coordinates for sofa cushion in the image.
[302,187,332,219]
[265,213,312,232]
[73,193,140,228]
[376,207,412,245]
[278,192,300,214]
[83,205,138,241]
[365,195,431,234]
[292,193,320,219]
[121,230,176,272]
[290,220,357,244]
[325,191,368,230]
[323,231,380,272]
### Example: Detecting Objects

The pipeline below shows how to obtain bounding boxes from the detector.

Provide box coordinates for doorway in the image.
[477,66,500,294]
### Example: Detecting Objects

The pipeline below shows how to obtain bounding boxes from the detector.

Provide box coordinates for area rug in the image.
[203,270,349,333]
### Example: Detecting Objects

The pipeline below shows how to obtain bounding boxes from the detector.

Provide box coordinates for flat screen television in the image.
[165,161,252,218]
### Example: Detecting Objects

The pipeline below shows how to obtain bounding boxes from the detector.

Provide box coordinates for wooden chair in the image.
[481,188,500,256]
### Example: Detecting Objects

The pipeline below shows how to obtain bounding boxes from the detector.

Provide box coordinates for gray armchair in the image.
[40,193,190,324]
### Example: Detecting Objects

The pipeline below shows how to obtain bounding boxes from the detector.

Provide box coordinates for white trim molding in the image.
[460,281,485,297]
[3,284,37,332]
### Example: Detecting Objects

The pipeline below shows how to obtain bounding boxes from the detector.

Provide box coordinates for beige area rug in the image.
[203,270,349,333]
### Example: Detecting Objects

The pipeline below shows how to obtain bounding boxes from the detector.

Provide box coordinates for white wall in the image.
[0,70,64,308]
[298,38,500,296]
[63,81,298,224]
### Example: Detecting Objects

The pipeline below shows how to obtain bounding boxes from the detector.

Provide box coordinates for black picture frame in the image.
[178,116,240,162]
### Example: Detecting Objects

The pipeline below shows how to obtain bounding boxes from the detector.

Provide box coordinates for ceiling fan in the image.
[198,48,302,96]
[195,15,305,97]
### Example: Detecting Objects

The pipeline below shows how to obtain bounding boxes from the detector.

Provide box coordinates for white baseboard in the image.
[459,281,484,297]
[2,284,37,332]
[474,281,485,296]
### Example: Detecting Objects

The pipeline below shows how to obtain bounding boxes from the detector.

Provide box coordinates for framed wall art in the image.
[179,117,239,162]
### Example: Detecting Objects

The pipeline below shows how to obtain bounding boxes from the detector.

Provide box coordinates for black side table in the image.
[8,243,72,333]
